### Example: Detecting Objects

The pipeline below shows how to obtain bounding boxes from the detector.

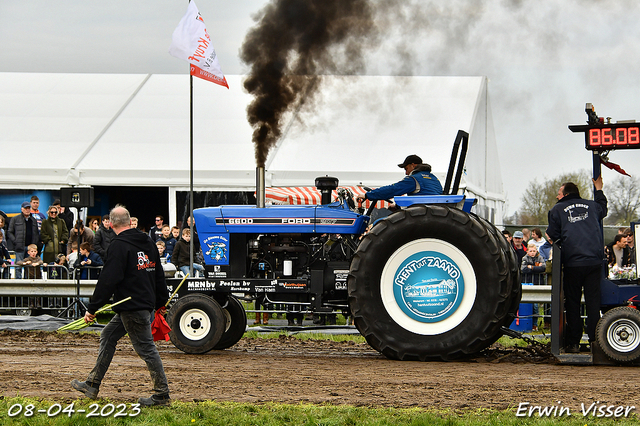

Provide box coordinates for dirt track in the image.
[0,330,638,411]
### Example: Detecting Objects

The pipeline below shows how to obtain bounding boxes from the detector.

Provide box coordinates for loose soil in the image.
[0,330,638,410]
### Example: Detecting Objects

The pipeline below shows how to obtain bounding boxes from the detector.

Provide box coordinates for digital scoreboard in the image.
[569,104,640,151]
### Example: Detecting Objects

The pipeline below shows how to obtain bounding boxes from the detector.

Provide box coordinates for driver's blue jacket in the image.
[365,165,443,201]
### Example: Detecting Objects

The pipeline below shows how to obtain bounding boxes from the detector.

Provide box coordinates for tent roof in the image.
[0,73,503,203]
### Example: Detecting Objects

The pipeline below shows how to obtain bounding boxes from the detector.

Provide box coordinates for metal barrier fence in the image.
[0,264,103,280]
[0,277,555,318]
[0,265,99,317]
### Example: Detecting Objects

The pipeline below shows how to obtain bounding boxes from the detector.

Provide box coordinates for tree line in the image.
[506,170,640,226]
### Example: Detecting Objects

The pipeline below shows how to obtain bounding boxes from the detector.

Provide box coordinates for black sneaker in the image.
[565,344,580,354]
[138,395,171,407]
[71,379,99,399]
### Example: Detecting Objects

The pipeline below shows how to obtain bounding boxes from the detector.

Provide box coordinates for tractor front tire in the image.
[349,205,515,361]
[168,294,225,354]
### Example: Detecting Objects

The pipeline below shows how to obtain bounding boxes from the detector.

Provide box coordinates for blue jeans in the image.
[85,310,169,397]
[14,250,25,279]
[180,264,204,277]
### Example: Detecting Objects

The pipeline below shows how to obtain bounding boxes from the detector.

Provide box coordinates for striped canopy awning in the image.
[264,186,390,208]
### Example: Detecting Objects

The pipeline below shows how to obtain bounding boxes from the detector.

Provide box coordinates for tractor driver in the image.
[355,155,443,206]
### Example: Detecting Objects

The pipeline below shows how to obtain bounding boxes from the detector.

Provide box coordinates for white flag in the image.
[169,1,228,88]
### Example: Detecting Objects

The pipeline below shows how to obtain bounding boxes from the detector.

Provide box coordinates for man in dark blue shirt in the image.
[356,155,443,204]
[546,175,607,353]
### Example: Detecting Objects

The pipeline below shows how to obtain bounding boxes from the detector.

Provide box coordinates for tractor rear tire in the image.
[168,294,225,354]
[478,216,521,330]
[213,295,247,350]
[348,205,514,361]
[596,306,640,363]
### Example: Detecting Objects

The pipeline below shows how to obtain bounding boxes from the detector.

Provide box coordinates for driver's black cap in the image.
[398,154,422,168]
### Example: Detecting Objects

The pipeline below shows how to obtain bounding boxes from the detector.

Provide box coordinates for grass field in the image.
[0,397,637,426]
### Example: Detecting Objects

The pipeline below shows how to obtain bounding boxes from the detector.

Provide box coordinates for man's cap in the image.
[398,154,422,168]
[21,202,31,209]
[513,231,524,238]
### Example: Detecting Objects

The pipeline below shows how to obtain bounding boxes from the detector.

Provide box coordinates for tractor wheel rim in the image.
[179,308,211,341]
[380,238,476,335]
[607,318,640,353]
[222,308,232,333]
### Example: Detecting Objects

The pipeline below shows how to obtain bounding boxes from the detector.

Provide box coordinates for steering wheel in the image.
[356,187,376,216]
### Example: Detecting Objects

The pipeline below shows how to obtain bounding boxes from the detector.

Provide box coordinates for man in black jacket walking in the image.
[546,175,608,353]
[71,205,171,406]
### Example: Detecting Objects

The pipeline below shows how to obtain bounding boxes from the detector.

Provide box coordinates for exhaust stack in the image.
[256,166,266,208]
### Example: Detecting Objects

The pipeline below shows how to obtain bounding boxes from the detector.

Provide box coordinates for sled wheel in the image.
[596,306,640,363]
[167,294,225,354]
[348,205,511,360]
[213,296,247,350]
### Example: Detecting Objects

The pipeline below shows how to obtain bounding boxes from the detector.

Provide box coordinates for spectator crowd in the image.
[0,197,204,282]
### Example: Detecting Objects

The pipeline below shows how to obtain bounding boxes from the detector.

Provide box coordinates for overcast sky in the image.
[2,0,640,217]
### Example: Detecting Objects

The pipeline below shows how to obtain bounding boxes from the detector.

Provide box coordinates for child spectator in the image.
[521,243,546,330]
[78,242,103,279]
[172,228,205,277]
[48,253,69,279]
[171,226,180,241]
[158,224,176,257]
[521,243,546,285]
[67,249,79,270]
[16,243,44,279]
[156,240,168,263]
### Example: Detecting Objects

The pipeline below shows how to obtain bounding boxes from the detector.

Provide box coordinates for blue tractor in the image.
[166,131,521,360]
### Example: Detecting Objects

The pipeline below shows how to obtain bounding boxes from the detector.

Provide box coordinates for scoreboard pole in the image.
[592,151,601,198]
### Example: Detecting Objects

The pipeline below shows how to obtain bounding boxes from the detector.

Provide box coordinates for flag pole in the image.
[189,71,194,279]
[169,0,229,281]
[187,0,194,280]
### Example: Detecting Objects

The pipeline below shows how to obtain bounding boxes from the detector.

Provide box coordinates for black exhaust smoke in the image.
[240,0,378,168]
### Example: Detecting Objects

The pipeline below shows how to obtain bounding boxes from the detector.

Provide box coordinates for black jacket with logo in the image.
[87,228,169,314]
[546,191,608,267]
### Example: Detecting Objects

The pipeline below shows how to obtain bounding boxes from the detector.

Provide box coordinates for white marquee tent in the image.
[0,72,505,222]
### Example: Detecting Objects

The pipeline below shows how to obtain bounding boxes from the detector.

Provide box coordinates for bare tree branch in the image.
[605,175,640,226]
[517,170,591,225]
